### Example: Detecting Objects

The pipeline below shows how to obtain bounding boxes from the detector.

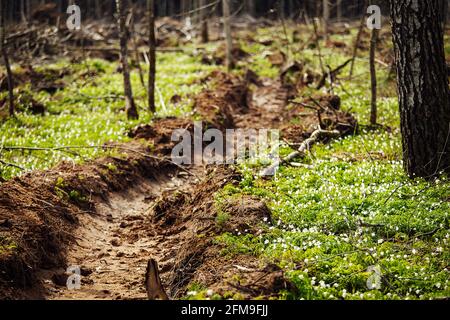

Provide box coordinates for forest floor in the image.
[0,20,449,300]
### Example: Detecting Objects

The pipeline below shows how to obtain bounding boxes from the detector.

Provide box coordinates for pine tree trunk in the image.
[0,0,14,117]
[116,0,139,119]
[390,0,450,178]
[148,0,156,113]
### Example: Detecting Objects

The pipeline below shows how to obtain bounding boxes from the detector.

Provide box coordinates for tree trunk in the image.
[222,0,233,71]
[0,0,14,117]
[200,0,209,43]
[278,0,285,20]
[95,0,102,19]
[337,0,342,23]
[441,0,448,29]
[369,28,378,125]
[322,0,329,37]
[390,0,450,178]
[148,0,156,113]
[246,0,256,17]
[349,0,368,79]
[116,0,139,120]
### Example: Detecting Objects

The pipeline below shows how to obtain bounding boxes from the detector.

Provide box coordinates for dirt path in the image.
[40,172,191,300]
[235,78,288,130]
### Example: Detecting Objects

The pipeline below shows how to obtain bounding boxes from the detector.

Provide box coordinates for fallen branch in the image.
[260,127,340,177]
[0,159,25,170]
[316,58,353,89]
[79,93,123,101]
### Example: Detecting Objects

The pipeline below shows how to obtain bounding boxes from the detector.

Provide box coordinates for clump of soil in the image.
[194,255,296,299]
[147,166,292,299]
[219,196,272,234]
[0,66,68,94]
[129,117,194,155]
[151,191,188,227]
[267,51,286,66]
[129,71,250,152]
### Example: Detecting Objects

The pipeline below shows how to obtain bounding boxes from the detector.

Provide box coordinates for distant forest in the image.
[3,0,398,23]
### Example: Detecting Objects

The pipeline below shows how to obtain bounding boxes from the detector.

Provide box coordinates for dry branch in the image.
[260,127,340,177]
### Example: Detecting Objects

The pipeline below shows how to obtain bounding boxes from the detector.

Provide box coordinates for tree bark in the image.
[322,0,329,38]
[337,0,342,23]
[222,0,233,71]
[148,0,156,113]
[116,0,139,120]
[200,0,209,43]
[0,0,14,117]
[390,0,450,178]
[246,0,256,17]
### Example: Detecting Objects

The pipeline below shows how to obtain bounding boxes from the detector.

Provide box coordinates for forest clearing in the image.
[0,0,449,304]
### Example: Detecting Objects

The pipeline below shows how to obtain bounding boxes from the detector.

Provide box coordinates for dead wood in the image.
[260,127,340,177]
[145,259,170,300]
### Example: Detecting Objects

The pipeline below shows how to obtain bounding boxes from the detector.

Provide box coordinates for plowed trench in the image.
[41,77,289,300]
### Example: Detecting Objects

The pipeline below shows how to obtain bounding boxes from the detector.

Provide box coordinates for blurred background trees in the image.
[0,1,406,24]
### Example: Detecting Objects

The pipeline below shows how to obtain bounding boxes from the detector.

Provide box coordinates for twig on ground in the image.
[0,159,25,170]
[260,127,340,177]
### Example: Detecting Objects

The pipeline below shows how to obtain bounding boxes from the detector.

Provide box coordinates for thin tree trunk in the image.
[20,0,27,23]
[349,0,368,79]
[337,0,342,23]
[390,0,450,178]
[222,0,233,71]
[322,0,329,38]
[116,0,139,120]
[95,0,102,19]
[312,17,325,74]
[148,0,156,113]
[278,0,285,20]
[0,0,14,117]
[200,0,209,43]
[130,9,146,94]
[246,0,255,17]
[369,28,378,125]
